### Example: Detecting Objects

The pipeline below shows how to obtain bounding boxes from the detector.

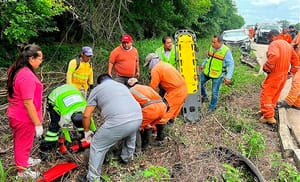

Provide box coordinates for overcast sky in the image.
[235,0,300,26]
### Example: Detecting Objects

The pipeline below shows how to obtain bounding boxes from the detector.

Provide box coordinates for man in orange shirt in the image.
[260,30,300,124]
[108,34,140,85]
[278,27,292,43]
[144,53,187,143]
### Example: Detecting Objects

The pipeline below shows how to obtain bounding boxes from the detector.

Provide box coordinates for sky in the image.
[235,0,300,26]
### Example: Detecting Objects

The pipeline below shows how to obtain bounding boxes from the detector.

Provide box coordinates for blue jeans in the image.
[200,73,223,111]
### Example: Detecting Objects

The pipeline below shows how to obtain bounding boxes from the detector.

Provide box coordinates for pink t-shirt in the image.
[7,67,43,122]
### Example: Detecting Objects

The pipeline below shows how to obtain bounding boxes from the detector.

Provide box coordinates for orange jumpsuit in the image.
[285,70,300,107]
[279,33,292,43]
[260,39,300,118]
[292,32,300,58]
[149,61,188,124]
[249,28,254,39]
[129,84,167,129]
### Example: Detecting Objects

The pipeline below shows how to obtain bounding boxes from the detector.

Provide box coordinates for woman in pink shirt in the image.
[6,44,44,179]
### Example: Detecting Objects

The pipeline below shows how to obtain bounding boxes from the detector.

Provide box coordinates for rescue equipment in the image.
[175,29,202,122]
[58,138,91,154]
[38,162,77,182]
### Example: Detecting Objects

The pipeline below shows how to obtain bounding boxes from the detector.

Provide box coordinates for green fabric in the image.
[90,117,97,132]
[48,84,86,125]
[45,131,59,142]
[155,46,176,67]
[203,45,229,78]
[61,127,71,143]
[45,131,58,136]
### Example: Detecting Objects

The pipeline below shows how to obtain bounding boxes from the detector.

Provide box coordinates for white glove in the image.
[35,125,43,138]
[84,130,94,142]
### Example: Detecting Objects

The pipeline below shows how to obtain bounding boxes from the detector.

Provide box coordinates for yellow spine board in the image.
[176,32,198,94]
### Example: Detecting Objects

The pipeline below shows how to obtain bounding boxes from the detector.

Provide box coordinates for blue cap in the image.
[82,46,93,56]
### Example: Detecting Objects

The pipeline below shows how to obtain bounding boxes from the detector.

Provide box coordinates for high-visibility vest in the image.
[203,45,229,78]
[67,58,93,91]
[155,46,176,67]
[48,84,86,124]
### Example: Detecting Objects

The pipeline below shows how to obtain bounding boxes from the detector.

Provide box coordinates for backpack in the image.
[68,56,91,72]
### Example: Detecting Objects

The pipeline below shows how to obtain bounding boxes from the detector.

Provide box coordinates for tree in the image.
[295,23,300,31]
[277,20,290,28]
[197,0,244,38]
[0,0,66,44]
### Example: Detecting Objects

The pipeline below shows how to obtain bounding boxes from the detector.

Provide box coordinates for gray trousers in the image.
[87,119,141,181]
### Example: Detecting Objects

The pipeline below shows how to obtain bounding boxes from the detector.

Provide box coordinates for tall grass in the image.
[0,160,14,182]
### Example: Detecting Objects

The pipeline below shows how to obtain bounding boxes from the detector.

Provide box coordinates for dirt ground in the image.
[0,41,297,181]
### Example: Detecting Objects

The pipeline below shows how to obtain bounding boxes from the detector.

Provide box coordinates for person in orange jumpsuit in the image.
[127,78,167,150]
[278,27,293,43]
[260,30,300,124]
[277,70,300,109]
[144,53,188,143]
[291,31,300,58]
[248,27,255,39]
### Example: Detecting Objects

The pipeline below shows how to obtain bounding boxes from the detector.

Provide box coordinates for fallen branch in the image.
[212,116,235,138]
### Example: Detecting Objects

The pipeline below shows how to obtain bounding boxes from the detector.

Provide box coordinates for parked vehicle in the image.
[254,24,281,44]
[222,29,251,53]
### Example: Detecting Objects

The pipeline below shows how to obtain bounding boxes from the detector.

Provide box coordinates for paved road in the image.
[252,41,300,168]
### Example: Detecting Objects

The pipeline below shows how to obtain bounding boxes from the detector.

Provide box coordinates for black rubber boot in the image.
[141,128,152,150]
[156,124,165,141]
[39,141,58,161]
[135,131,142,153]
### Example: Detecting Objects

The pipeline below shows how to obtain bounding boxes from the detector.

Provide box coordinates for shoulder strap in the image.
[75,56,80,71]
[74,56,92,70]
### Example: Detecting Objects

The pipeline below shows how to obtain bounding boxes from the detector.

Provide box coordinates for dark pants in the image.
[47,103,84,133]
[114,75,131,85]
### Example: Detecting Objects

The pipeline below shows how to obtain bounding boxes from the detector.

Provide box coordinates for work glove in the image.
[84,130,94,143]
[35,125,43,138]
[199,65,204,72]
[224,78,231,86]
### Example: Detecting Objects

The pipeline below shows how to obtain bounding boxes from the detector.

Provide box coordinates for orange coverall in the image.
[249,28,255,39]
[278,33,292,43]
[285,70,300,107]
[260,39,300,118]
[149,61,188,124]
[292,32,300,58]
[129,84,167,129]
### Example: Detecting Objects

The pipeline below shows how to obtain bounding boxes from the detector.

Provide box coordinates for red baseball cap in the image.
[121,34,133,43]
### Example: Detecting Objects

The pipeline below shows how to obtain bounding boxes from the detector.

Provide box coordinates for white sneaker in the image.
[17,169,40,179]
[28,157,41,167]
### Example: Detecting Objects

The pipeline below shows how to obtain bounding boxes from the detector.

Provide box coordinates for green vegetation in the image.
[1,1,299,178]
[239,129,266,158]
[0,0,246,67]
[222,164,243,182]
[0,160,14,182]
[101,164,170,182]
[142,165,170,181]
[0,0,66,44]
[270,153,300,181]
